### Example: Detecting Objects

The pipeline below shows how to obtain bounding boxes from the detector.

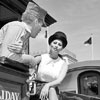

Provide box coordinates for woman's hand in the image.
[40,84,50,100]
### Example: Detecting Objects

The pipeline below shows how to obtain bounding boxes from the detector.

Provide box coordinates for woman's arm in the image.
[40,61,68,99]
[48,61,68,87]
[22,54,41,68]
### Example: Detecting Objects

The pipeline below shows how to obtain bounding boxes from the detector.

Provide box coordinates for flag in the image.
[84,37,92,45]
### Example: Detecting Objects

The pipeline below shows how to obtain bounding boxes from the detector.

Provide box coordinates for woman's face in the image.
[50,39,63,53]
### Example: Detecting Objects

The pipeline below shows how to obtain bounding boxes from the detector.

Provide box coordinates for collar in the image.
[22,22,31,33]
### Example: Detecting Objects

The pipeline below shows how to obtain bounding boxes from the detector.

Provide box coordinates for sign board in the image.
[0,80,21,100]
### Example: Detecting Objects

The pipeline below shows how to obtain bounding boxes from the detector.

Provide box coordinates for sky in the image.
[30,0,100,62]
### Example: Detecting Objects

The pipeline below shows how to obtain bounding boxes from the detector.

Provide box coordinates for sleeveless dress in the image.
[36,53,67,82]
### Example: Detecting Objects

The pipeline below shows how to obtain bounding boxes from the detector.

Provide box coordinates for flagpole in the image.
[91,33,94,60]
[84,34,94,60]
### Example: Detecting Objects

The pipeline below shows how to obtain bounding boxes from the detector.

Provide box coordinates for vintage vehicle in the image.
[0,57,29,100]
[58,60,100,100]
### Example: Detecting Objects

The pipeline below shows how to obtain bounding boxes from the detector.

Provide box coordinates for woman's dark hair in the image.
[48,31,68,48]
[58,54,66,62]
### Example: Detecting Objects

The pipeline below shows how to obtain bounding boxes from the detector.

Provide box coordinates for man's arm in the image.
[7,24,25,54]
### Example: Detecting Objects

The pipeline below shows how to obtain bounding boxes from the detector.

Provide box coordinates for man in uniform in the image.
[0,1,56,62]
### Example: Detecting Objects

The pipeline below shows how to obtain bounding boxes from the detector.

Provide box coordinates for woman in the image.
[22,31,69,100]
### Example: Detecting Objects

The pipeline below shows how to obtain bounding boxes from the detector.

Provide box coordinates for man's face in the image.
[30,18,43,38]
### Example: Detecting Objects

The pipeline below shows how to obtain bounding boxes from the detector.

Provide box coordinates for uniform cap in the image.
[24,2,57,27]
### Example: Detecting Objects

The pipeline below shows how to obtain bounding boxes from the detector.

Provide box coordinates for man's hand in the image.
[8,42,23,53]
